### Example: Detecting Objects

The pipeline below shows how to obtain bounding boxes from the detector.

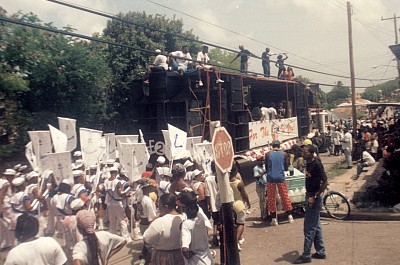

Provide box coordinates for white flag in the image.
[105,133,116,161]
[162,130,172,161]
[48,124,67,153]
[45,151,73,185]
[80,128,103,167]
[58,117,77,151]
[132,143,150,182]
[168,124,189,160]
[194,142,214,175]
[25,141,37,169]
[28,131,53,172]
[115,135,139,159]
[186,136,202,159]
[119,143,135,182]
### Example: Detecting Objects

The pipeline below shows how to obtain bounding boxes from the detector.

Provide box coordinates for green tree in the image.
[361,87,381,102]
[0,10,111,158]
[326,81,350,109]
[208,47,240,72]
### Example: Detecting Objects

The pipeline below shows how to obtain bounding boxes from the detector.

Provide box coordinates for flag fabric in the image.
[58,117,77,151]
[119,143,135,182]
[48,124,67,153]
[194,142,214,175]
[45,151,73,184]
[162,130,172,161]
[132,143,150,182]
[186,136,202,159]
[28,131,53,172]
[25,141,37,170]
[105,133,116,161]
[167,124,189,160]
[79,128,103,167]
[115,135,139,159]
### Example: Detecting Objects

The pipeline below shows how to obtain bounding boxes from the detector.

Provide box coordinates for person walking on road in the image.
[265,140,294,226]
[253,155,267,220]
[341,128,353,169]
[293,144,328,264]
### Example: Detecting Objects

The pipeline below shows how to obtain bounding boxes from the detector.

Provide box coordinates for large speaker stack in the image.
[131,71,202,139]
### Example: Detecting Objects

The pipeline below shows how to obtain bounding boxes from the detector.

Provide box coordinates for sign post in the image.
[212,127,240,265]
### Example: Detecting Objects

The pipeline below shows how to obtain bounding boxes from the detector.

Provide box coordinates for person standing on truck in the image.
[264,140,294,226]
[293,144,327,264]
[230,44,257,74]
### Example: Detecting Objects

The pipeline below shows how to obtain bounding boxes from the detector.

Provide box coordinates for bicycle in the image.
[290,186,351,220]
[321,186,351,220]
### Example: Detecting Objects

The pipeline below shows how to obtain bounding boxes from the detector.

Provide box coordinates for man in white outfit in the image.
[341,128,353,169]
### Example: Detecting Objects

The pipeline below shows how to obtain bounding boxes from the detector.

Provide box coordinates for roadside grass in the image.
[326,162,347,179]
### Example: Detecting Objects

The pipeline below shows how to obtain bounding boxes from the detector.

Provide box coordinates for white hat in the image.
[192,169,203,178]
[62,178,74,186]
[307,133,314,139]
[12,177,25,186]
[183,160,194,169]
[155,49,161,53]
[3,169,16,176]
[114,162,122,169]
[163,171,172,178]
[26,171,39,181]
[70,198,85,210]
[73,151,82,157]
[73,170,84,177]
[13,164,21,171]
[109,166,118,172]
[18,165,28,172]
[157,156,166,164]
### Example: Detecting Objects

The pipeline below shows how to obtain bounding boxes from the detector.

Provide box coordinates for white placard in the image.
[45,151,73,185]
[25,141,37,170]
[48,124,67,153]
[80,128,103,167]
[58,117,77,151]
[28,131,53,172]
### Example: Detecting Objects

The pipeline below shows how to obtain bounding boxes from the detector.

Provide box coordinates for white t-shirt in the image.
[361,151,375,165]
[341,132,353,151]
[72,231,125,265]
[181,212,213,265]
[260,107,270,121]
[143,213,184,250]
[153,54,168,70]
[269,107,277,119]
[170,51,192,66]
[204,175,220,213]
[5,237,67,265]
[197,52,212,69]
[139,195,157,221]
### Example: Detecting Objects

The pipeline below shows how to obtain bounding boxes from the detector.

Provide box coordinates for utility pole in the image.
[381,14,400,84]
[347,2,357,138]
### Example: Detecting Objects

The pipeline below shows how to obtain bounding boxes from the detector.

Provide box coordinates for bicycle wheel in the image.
[323,191,351,220]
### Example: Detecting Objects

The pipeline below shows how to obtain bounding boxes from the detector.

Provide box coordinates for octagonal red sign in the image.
[212,127,234,172]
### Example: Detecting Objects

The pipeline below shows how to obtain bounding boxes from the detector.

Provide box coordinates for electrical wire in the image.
[45,0,396,83]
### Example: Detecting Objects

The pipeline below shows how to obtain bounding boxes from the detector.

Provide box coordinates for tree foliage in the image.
[208,47,240,72]
[326,81,350,109]
[0,10,111,158]
[361,78,399,102]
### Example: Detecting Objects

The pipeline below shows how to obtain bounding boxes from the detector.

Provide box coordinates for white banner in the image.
[194,142,214,175]
[80,128,103,167]
[161,130,172,161]
[132,143,150,182]
[119,143,135,182]
[28,131,53,172]
[186,136,202,159]
[248,117,299,149]
[48,124,67,153]
[58,117,77,152]
[105,133,116,161]
[25,141,37,170]
[115,135,138,159]
[45,151,73,185]
[168,124,189,160]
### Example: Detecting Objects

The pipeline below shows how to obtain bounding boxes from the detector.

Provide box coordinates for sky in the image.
[1,0,399,92]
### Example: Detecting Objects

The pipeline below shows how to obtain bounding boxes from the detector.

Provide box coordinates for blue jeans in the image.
[262,63,270,77]
[357,162,368,176]
[303,195,325,258]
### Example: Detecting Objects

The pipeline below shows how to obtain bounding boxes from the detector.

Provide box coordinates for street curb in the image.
[346,211,400,221]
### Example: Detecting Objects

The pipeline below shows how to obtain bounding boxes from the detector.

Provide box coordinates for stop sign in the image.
[212,127,234,173]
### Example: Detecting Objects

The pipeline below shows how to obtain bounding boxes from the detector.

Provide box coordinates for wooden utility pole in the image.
[347,2,357,138]
[381,14,400,84]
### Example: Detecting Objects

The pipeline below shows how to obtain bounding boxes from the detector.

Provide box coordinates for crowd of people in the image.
[144,44,294,86]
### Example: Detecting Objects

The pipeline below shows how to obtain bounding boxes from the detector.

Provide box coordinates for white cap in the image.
[26,171,40,181]
[12,177,25,186]
[183,160,194,169]
[18,165,28,172]
[73,170,84,177]
[109,166,118,172]
[73,151,82,157]
[62,178,74,186]
[13,164,21,171]
[192,169,203,178]
[157,156,166,164]
[3,169,16,176]
[155,49,161,53]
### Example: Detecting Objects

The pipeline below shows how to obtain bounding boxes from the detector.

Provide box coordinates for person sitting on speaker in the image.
[143,49,169,85]
[169,45,193,75]
[196,45,224,86]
